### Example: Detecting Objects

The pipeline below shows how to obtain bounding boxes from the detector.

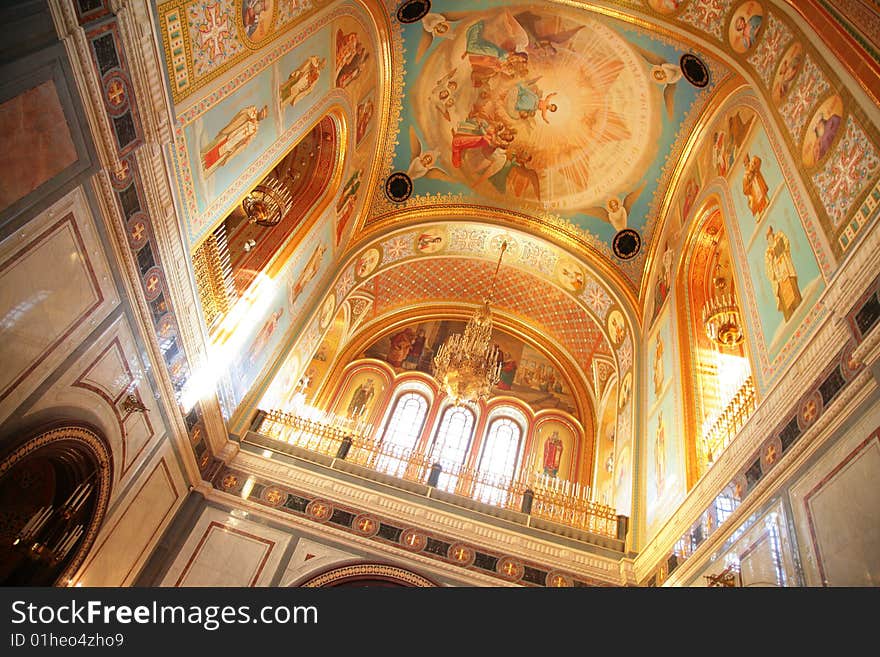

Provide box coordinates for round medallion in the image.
[680,53,709,88]
[797,390,823,431]
[220,472,240,492]
[556,257,586,293]
[355,247,382,280]
[384,171,413,203]
[142,266,164,301]
[728,1,765,55]
[447,543,475,567]
[841,341,863,380]
[353,514,380,537]
[396,0,431,24]
[127,212,149,250]
[771,41,804,104]
[319,294,336,330]
[103,72,129,115]
[238,0,277,48]
[496,556,524,581]
[399,528,427,551]
[306,499,334,522]
[415,227,447,254]
[111,157,132,189]
[261,486,287,507]
[546,570,573,587]
[760,435,783,474]
[198,451,211,470]
[802,95,844,168]
[613,229,641,260]
[619,371,632,409]
[157,314,177,341]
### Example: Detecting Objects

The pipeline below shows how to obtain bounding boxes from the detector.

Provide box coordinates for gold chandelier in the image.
[432,241,507,405]
[242,176,293,227]
[702,264,744,348]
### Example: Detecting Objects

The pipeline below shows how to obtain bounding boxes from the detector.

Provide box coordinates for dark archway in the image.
[0,424,112,586]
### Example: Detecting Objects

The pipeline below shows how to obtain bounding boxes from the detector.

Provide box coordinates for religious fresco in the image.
[526,420,577,481]
[158,0,328,104]
[361,319,577,414]
[329,367,388,425]
[688,103,826,376]
[593,381,618,508]
[728,123,824,363]
[377,0,723,288]
[168,2,379,248]
[644,303,685,541]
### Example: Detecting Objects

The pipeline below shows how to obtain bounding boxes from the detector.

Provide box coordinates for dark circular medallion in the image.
[680,53,710,88]
[385,171,413,202]
[612,229,641,260]
[396,0,431,24]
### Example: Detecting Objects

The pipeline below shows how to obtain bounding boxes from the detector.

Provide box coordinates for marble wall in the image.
[143,499,470,587]
[789,400,880,586]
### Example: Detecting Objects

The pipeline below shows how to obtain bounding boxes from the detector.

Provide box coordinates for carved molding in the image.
[228,450,625,584]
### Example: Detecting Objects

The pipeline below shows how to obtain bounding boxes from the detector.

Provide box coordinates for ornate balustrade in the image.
[256,409,620,539]
[700,376,757,473]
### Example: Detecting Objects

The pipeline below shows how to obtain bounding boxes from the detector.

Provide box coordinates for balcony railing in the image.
[255,408,621,540]
[699,376,757,474]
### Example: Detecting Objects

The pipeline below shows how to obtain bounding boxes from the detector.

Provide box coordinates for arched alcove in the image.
[0,424,112,586]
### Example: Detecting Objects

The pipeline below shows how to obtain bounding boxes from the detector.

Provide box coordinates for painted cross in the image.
[146,273,160,293]
[114,159,130,181]
[405,532,421,547]
[357,517,374,533]
[801,398,819,423]
[827,142,866,203]
[131,222,145,242]
[197,3,230,61]
[787,77,819,128]
[107,79,126,106]
[550,574,568,587]
[452,546,469,562]
[502,561,519,577]
[765,442,779,465]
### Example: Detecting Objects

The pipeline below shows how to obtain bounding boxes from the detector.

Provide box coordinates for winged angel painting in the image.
[408,7,662,222]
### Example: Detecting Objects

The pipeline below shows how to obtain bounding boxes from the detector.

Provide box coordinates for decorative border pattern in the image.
[212,465,612,587]
[75,8,222,480]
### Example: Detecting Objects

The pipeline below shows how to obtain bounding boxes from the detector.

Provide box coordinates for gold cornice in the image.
[330,302,597,427]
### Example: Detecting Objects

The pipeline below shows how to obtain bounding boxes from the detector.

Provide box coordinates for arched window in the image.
[474,416,524,506]
[377,391,429,477]
[428,405,475,492]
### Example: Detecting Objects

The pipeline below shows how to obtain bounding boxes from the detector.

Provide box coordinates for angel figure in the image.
[506,79,558,124]
[415,12,468,62]
[430,68,459,122]
[631,44,680,120]
[407,125,449,181]
[586,181,647,231]
[513,9,585,57]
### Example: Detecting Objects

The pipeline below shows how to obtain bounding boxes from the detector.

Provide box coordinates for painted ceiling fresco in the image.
[368,0,732,288]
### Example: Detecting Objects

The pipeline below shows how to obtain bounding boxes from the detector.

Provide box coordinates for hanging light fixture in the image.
[242,176,293,227]
[12,476,94,568]
[432,241,507,405]
[702,262,744,348]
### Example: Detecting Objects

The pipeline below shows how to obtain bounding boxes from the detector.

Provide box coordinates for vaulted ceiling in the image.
[358,0,737,299]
